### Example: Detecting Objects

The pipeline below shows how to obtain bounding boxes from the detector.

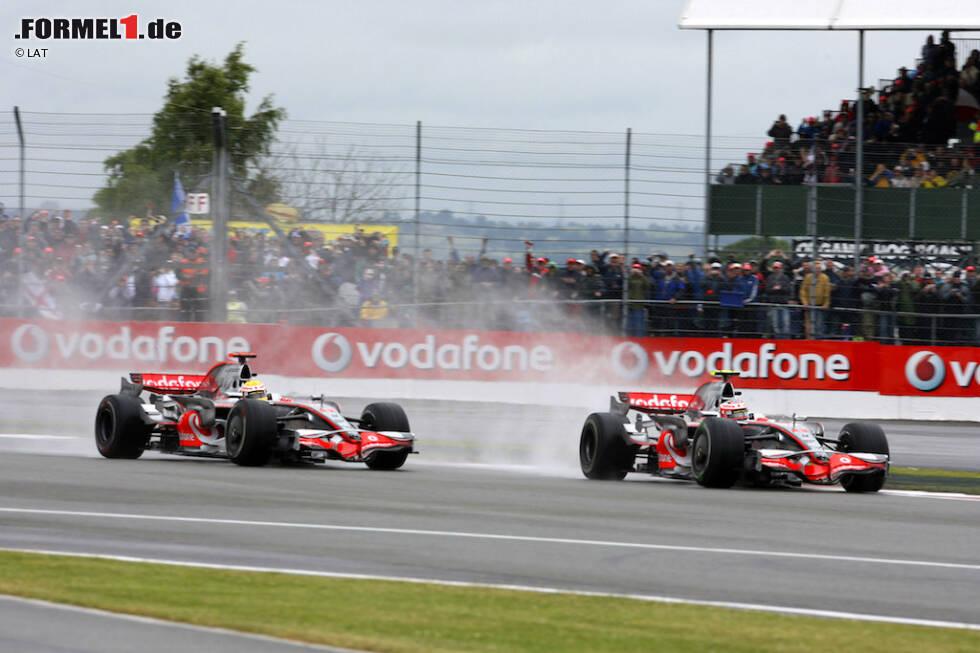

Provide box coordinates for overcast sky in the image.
[4,1,971,134]
[4,0,980,234]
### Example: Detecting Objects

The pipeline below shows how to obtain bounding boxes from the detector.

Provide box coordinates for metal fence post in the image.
[413,120,421,320]
[853,29,865,270]
[909,187,916,238]
[13,107,26,317]
[621,127,632,335]
[755,186,762,236]
[962,187,968,240]
[703,28,713,259]
[210,107,228,323]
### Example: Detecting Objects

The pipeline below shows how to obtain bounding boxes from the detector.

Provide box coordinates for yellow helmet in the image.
[241,379,268,400]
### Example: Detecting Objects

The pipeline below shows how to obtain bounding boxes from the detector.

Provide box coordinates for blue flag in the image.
[171,173,190,226]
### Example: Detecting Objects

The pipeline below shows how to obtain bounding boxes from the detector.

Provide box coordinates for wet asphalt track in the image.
[0,390,978,650]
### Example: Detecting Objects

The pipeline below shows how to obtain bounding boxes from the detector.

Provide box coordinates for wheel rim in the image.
[226,414,244,456]
[692,433,709,474]
[361,411,375,431]
[96,404,114,447]
[581,424,597,465]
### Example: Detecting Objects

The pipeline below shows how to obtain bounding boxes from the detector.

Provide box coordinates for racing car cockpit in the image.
[197,353,258,399]
[686,370,741,415]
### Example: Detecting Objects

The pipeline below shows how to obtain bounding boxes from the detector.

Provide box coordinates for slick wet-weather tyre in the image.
[579,412,633,480]
[691,417,745,488]
[838,422,889,493]
[95,393,151,459]
[225,399,278,467]
[361,402,411,470]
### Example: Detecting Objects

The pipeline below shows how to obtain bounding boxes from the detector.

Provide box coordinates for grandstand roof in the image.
[678,0,980,31]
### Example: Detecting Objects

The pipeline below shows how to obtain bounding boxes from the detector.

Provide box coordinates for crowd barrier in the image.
[2,319,977,410]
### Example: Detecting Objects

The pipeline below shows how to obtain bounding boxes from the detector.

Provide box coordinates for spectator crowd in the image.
[0,204,978,346]
[715,32,980,189]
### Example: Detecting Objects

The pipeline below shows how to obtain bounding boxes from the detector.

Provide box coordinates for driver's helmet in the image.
[241,379,268,400]
[719,400,748,420]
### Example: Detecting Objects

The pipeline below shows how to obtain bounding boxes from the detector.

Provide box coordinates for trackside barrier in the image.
[0,319,977,419]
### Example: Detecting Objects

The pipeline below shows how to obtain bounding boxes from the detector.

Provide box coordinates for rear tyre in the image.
[361,402,411,470]
[838,422,889,493]
[691,417,745,488]
[225,399,278,467]
[95,394,151,459]
[579,412,633,480]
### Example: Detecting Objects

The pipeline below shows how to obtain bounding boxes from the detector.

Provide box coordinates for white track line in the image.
[2,548,978,632]
[1,506,978,572]
[881,489,980,501]
[0,594,356,651]
[0,433,75,440]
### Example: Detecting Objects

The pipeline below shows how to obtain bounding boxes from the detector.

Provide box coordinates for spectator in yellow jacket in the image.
[799,260,831,338]
[920,169,948,188]
[360,295,390,326]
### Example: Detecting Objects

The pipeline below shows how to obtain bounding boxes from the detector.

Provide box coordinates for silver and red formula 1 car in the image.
[95,352,415,469]
[579,371,889,492]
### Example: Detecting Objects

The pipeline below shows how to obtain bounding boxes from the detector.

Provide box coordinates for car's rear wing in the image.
[129,372,207,395]
[612,392,697,415]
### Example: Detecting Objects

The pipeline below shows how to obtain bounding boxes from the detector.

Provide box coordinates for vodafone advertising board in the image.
[0,318,977,397]
[879,346,980,397]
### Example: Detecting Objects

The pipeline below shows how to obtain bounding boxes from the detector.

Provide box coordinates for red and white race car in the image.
[579,371,889,492]
[95,353,415,469]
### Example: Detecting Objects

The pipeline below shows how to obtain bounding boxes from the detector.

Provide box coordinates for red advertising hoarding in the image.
[0,319,976,397]
[878,346,980,397]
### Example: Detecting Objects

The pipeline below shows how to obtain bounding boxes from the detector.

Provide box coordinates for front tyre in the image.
[579,412,633,480]
[225,399,278,467]
[838,422,889,493]
[691,417,744,488]
[365,449,410,471]
[361,402,411,471]
[95,394,151,459]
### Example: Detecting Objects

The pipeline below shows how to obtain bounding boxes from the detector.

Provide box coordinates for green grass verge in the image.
[887,467,980,494]
[0,551,977,652]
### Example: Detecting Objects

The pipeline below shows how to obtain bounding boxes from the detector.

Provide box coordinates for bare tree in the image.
[254,140,409,223]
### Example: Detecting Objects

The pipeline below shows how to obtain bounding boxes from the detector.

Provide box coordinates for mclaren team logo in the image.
[904,350,946,392]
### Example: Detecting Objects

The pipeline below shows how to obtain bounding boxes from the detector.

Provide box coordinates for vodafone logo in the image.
[627,393,691,409]
[312,332,353,373]
[310,332,553,375]
[611,342,648,381]
[141,374,201,390]
[10,324,248,364]
[905,350,946,392]
[609,342,850,382]
[11,324,47,363]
